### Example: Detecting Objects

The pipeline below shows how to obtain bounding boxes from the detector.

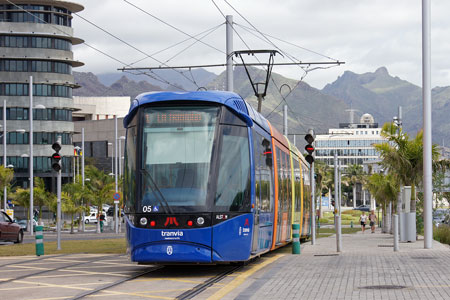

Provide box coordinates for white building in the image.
[315,113,385,168]
[73,96,130,121]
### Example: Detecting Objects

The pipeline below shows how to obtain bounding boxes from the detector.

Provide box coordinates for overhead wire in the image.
[123,0,225,55]
[221,1,341,131]
[72,11,201,90]
[4,0,188,90]
[5,0,131,67]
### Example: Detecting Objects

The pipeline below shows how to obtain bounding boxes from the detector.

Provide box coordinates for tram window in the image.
[214,125,251,212]
[124,126,137,213]
[141,106,219,212]
[220,106,246,126]
[253,132,272,212]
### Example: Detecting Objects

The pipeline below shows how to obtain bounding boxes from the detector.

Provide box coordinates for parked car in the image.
[0,211,23,243]
[83,212,98,224]
[433,209,449,227]
[354,205,371,212]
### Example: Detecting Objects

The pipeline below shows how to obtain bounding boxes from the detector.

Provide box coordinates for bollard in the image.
[350,220,353,228]
[393,214,399,252]
[292,223,301,254]
[35,225,44,256]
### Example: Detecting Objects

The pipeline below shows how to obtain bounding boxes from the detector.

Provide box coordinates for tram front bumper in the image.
[131,241,213,263]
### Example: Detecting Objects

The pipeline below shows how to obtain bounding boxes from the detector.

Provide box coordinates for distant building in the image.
[315,113,385,168]
[0,1,84,190]
[72,96,129,173]
[73,96,130,121]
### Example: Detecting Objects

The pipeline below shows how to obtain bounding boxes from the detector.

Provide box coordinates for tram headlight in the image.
[139,217,148,226]
[197,217,205,226]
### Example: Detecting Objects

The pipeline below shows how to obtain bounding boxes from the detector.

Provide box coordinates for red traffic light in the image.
[52,153,61,160]
[305,144,314,154]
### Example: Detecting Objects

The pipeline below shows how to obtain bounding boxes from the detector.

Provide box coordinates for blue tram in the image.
[123,91,311,263]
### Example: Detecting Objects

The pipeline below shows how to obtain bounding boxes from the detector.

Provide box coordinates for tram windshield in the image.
[141,106,219,212]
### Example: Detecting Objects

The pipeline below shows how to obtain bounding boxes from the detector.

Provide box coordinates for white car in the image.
[83,212,98,224]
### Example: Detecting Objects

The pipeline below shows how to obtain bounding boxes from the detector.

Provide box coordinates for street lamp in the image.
[28,75,46,236]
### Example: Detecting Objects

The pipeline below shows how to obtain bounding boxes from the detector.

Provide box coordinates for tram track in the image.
[68,265,163,300]
[175,265,243,300]
[0,253,70,269]
[0,254,126,286]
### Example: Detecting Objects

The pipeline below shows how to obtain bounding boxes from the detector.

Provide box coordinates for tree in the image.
[0,165,14,209]
[85,165,115,233]
[374,123,439,212]
[63,180,90,233]
[314,160,330,218]
[366,172,399,232]
[344,164,364,208]
[34,177,50,223]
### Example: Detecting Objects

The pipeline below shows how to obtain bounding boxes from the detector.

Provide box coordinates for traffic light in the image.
[304,129,315,164]
[51,137,62,172]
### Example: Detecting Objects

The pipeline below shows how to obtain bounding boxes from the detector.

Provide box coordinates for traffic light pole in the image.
[310,161,316,245]
[56,168,61,250]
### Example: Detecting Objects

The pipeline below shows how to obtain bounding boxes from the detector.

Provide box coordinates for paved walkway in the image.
[227,229,450,300]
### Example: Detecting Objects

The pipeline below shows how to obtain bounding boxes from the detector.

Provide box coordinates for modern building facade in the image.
[72,96,130,174]
[0,0,84,190]
[315,113,385,168]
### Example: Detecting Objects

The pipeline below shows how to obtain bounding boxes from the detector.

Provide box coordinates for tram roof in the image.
[124,91,271,128]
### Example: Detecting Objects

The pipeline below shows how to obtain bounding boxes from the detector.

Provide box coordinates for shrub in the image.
[318,218,329,224]
[341,215,354,221]
[434,224,450,245]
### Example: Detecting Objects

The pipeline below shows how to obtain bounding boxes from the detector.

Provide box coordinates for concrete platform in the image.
[217,229,450,300]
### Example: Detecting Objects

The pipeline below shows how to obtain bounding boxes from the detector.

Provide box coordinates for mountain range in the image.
[73,67,450,146]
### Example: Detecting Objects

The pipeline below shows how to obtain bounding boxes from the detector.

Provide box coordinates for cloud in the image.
[72,0,450,89]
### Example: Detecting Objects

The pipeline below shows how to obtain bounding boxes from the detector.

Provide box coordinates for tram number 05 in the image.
[142,206,152,213]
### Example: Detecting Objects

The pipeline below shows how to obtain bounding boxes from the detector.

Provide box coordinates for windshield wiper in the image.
[141,168,173,214]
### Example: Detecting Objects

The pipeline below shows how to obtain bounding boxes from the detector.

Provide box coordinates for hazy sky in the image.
[72,0,450,89]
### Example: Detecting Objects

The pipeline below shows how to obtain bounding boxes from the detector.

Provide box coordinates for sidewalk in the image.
[229,229,450,300]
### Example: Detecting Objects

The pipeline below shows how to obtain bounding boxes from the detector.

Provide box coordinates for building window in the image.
[0,5,72,27]
[0,83,72,98]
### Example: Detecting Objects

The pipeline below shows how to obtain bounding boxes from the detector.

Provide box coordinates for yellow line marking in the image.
[0,281,111,292]
[207,254,285,300]
[11,265,50,271]
[13,280,93,291]
[58,269,129,277]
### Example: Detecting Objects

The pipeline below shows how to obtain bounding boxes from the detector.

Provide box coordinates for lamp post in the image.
[28,76,46,236]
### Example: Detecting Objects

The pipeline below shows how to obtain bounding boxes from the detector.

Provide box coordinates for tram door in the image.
[252,134,272,253]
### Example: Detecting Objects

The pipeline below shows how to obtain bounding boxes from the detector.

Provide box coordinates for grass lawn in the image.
[0,238,127,256]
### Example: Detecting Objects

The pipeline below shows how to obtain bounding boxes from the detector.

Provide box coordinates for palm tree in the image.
[11,187,30,224]
[366,172,399,233]
[374,123,439,212]
[315,160,330,217]
[33,177,50,223]
[0,165,13,210]
[345,164,364,208]
[85,165,115,233]
[61,191,83,234]
[63,181,89,233]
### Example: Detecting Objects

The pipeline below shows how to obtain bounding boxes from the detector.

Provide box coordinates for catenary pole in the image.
[81,128,85,232]
[226,15,233,92]
[3,100,6,212]
[114,116,119,234]
[29,76,34,236]
[422,0,432,249]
